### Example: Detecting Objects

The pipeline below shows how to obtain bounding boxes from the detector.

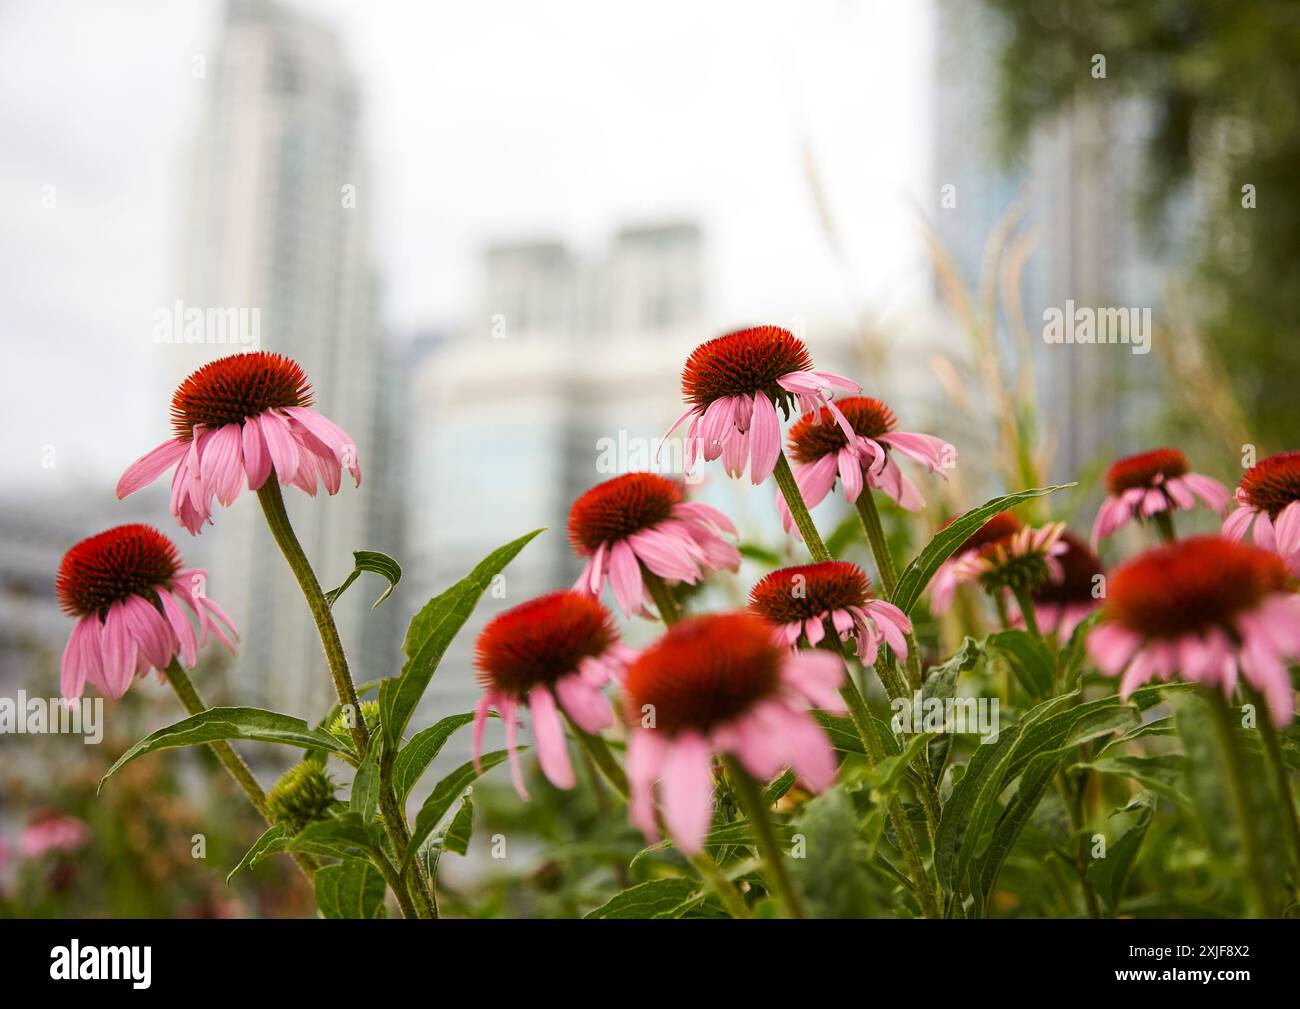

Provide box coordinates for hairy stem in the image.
[1152,510,1177,544]
[1245,685,1300,896]
[256,479,434,918]
[854,491,924,690]
[726,756,804,918]
[164,659,318,886]
[1207,691,1280,917]
[772,451,832,561]
[642,567,682,625]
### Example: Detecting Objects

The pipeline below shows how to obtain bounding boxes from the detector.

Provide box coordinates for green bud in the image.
[328,700,380,743]
[267,761,336,833]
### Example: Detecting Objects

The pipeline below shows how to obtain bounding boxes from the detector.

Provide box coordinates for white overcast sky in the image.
[0,0,934,489]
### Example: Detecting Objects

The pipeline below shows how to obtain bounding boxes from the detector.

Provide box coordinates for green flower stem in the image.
[370,849,419,920]
[164,659,318,886]
[1152,510,1177,544]
[994,592,1013,630]
[853,491,924,690]
[836,671,941,918]
[568,718,749,917]
[774,452,941,894]
[642,567,682,624]
[773,451,832,561]
[1206,690,1281,917]
[725,756,804,918]
[1244,684,1300,892]
[1012,585,1042,640]
[1057,770,1101,918]
[256,479,434,918]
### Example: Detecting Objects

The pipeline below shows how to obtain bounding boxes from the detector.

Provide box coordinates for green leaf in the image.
[934,721,1024,893]
[1087,795,1154,913]
[585,878,699,919]
[737,542,782,566]
[631,817,792,870]
[227,823,288,883]
[324,549,402,609]
[247,811,384,869]
[442,795,475,857]
[972,745,1071,913]
[391,712,478,803]
[763,769,798,805]
[100,708,351,791]
[380,530,543,748]
[1072,754,1191,808]
[314,860,387,919]
[891,484,1075,614]
[790,786,878,918]
[403,750,513,874]
[1060,609,1102,690]
[986,630,1055,698]
[924,637,983,780]
[350,739,381,821]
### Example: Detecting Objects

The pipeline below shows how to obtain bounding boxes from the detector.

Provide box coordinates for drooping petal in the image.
[116,439,187,499]
[748,393,782,485]
[659,732,715,854]
[528,686,575,789]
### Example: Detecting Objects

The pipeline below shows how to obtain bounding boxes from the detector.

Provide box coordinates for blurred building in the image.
[171,0,381,715]
[406,223,709,763]
[931,0,1166,485]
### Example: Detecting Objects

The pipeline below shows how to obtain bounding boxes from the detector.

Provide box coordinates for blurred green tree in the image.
[983,0,1300,446]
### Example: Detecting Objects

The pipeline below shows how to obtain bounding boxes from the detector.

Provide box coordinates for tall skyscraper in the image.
[172,0,379,715]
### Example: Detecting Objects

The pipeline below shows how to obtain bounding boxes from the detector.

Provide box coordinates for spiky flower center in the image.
[568,473,681,553]
[749,561,871,624]
[475,592,617,698]
[1240,450,1300,517]
[680,326,812,410]
[267,761,336,833]
[1107,536,1287,639]
[170,352,313,440]
[623,612,783,734]
[57,524,181,618]
[1033,531,1102,606]
[788,396,897,464]
[1105,448,1188,496]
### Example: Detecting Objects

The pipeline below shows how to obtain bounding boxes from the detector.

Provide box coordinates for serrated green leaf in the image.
[350,739,381,820]
[403,750,513,875]
[891,484,1074,614]
[973,745,1071,913]
[226,823,288,883]
[442,795,474,856]
[314,860,387,919]
[100,708,352,792]
[1075,754,1191,808]
[1087,796,1154,913]
[391,712,478,803]
[585,878,699,918]
[790,786,878,918]
[324,549,402,609]
[986,629,1055,698]
[380,530,543,748]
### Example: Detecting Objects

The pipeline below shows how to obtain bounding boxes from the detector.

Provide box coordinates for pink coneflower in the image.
[622,612,844,853]
[56,525,237,701]
[1091,448,1228,548]
[569,473,740,617]
[18,815,90,858]
[929,512,1025,615]
[778,397,953,533]
[661,326,858,485]
[116,352,361,535]
[947,520,1068,599]
[1222,451,1300,574]
[1087,537,1300,726]
[748,561,911,664]
[1012,531,1104,638]
[473,591,629,798]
